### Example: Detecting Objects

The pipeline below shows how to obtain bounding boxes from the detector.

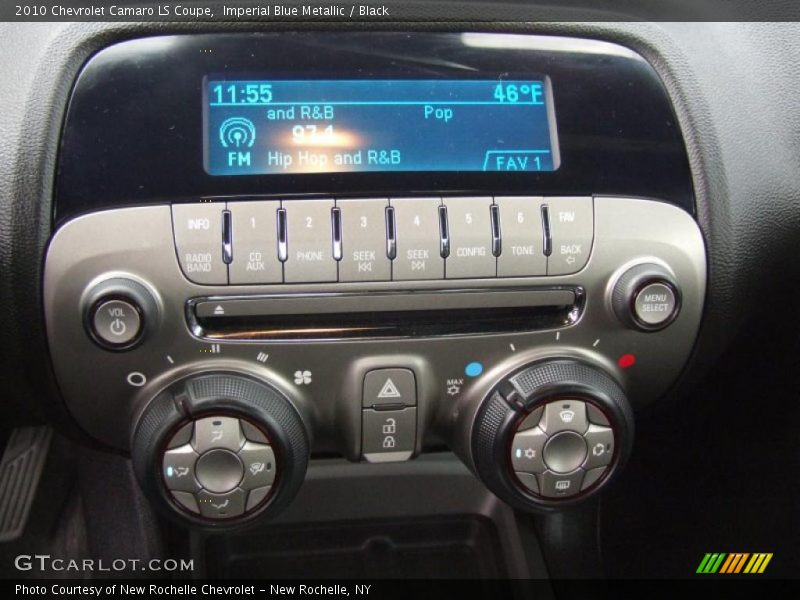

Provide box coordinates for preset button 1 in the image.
[228,201,282,284]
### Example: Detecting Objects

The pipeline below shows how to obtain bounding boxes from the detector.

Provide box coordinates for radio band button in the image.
[171,202,228,284]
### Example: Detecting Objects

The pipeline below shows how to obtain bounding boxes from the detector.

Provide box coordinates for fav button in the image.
[545,197,593,276]
[90,299,142,348]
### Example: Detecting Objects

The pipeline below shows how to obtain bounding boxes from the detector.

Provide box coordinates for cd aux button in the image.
[171,203,227,285]
[444,197,496,279]
[228,201,282,284]
[391,198,443,280]
[283,199,337,283]
[337,198,391,282]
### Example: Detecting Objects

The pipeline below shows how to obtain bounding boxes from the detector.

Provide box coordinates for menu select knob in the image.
[612,263,681,332]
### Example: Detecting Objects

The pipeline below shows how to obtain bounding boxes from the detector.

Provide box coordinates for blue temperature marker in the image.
[465,362,484,377]
[167,466,174,477]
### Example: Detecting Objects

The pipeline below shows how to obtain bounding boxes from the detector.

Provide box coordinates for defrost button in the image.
[540,399,588,435]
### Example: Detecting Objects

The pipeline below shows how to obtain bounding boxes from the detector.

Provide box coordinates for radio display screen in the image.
[204,79,560,176]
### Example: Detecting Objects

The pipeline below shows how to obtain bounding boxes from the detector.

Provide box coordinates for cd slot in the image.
[189,289,581,341]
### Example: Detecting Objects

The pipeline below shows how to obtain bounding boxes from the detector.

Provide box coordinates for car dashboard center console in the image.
[43,32,704,527]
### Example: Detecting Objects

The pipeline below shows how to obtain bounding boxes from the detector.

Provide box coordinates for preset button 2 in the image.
[283,199,337,283]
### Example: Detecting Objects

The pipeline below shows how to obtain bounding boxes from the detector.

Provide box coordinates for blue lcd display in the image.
[204,79,559,175]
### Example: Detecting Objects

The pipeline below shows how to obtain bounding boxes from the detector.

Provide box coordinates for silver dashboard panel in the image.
[43,197,706,455]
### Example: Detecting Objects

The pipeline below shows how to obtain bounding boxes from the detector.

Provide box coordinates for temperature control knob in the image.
[132,373,309,527]
[471,360,633,511]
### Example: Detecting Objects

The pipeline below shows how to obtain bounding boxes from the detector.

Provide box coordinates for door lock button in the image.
[362,407,416,463]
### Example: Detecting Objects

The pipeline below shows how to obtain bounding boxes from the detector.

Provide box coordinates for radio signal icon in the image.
[219,117,256,148]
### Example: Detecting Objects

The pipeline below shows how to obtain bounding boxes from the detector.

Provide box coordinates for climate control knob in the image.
[471,360,633,511]
[132,372,309,527]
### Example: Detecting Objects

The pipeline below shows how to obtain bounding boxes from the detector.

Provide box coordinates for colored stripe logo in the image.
[696,552,772,574]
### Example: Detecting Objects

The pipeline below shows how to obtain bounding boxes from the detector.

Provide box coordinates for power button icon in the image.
[90,298,142,349]
[109,317,127,337]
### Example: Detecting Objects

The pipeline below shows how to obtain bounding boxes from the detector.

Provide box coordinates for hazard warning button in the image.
[362,368,417,408]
